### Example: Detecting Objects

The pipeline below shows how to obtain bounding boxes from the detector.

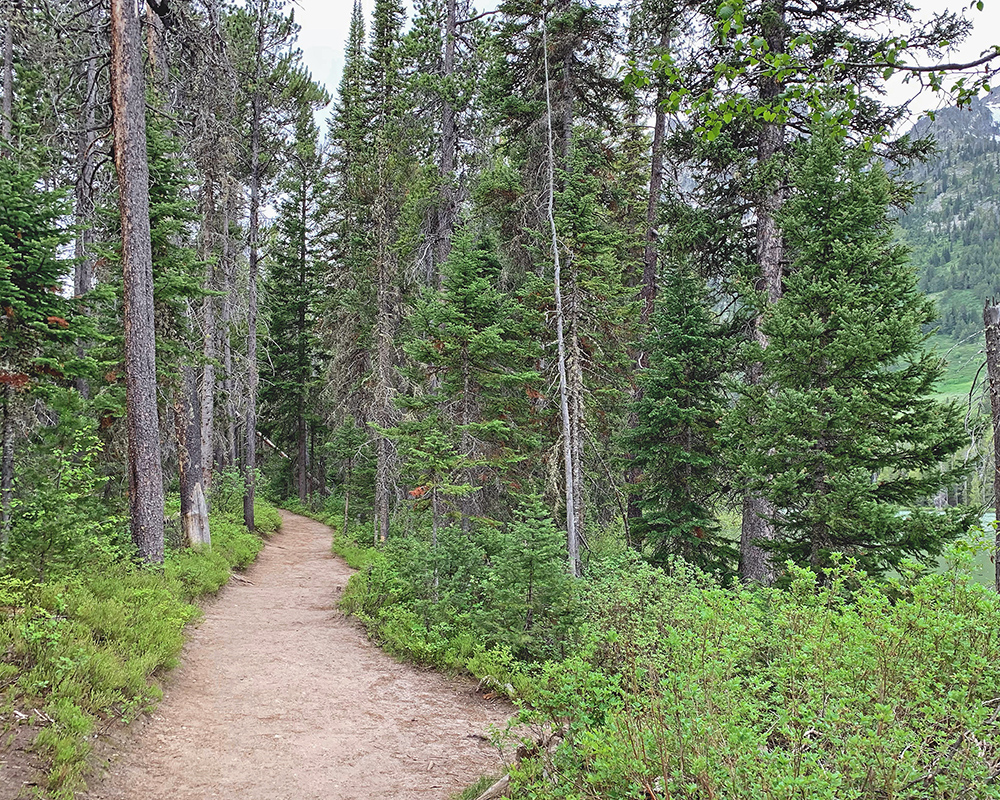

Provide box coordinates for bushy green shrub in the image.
[509,552,1000,799]
[0,500,282,798]
[336,496,580,680]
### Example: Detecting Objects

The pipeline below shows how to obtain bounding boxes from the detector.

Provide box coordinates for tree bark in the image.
[74,4,99,299]
[739,0,786,585]
[175,363,210,547]
[640,28,670,328]
[243,13,265,534]
[1,0,14,150]
[111,0,166,563]
[983,298,1000,593]
[1,383,13,549]
[542,15,580,577]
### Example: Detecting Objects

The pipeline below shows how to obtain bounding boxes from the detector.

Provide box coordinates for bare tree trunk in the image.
[297,177,309,503]
[221,198,237,470]
[244,118,260,533]
[542,17,580,577]
[145,5,169,101]
[434,0,458,279]
[1,1,12,148]
[199,180,217,489]
[739,0,786,586]
[640,30,669,328]
[74,5,99,299]
[984,298,1000,593]
[243,14,265,534]
[175,363,210,547]
[1,384,13,548]
[372,211,396,542]
[567,268,585,565]
[111,0,165,563]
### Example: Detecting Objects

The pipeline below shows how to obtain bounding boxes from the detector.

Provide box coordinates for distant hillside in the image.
[897,90,1000,346]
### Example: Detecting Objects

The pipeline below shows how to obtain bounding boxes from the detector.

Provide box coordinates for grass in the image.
[0,499,281,799]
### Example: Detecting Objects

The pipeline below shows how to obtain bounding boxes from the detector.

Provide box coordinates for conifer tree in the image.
[399,233,541,526]
[0,157,75,547]
[626,263,735,577]
[727,131,972,578]
[261,110,325,503]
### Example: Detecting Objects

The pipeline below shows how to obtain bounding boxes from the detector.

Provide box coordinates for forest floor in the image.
[81,511,511,800]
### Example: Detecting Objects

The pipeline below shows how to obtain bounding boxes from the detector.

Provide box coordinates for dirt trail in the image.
[84,511,511,800]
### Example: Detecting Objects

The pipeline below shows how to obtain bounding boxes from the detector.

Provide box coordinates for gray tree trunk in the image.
[983,299,1000,593]
[110,0,165,563]
[74,3,99,300]
[243,10,266,534]
[175,363,210,547]
[739,0,786,585]
[542,16,580,577]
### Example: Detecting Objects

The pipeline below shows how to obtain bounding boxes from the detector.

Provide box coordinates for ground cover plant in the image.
[323,503,1000,799]
[0,501,281,799]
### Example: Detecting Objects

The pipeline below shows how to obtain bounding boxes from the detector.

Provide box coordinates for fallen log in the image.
[473,774,510,800]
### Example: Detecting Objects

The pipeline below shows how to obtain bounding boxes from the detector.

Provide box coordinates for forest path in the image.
[83,511,510,800]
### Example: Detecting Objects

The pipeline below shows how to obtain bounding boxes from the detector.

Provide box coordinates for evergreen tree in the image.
[0,156,76,547]
[626,263,735,578]
[399,232,541,525]
[261,109,325,502]
[727,132,973,578]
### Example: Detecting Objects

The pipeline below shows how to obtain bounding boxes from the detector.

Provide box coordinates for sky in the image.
[289,0,999,123]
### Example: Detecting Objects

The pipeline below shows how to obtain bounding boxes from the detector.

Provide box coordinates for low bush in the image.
[330,505,1000,799]
[508,552,1000,799]
[0,500,281,799]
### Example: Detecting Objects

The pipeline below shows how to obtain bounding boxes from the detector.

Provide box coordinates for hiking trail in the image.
[84,511,511,800]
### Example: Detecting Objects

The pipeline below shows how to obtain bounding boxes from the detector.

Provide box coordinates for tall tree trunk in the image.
[145,5,169,101]
[110,0,166,564]
[74,4,99,300]
[640,28,670,328]
[984,298,1000,593]
[739,0,786,585]
[297,174,309,503]
[221,197,238,470]
[199,177,218,490]
[372,194,396,543]
[243,10,266,534]
[244,98,261,533]
[1,0,13,150]
[542,15,580,577]
[434,0,458,279]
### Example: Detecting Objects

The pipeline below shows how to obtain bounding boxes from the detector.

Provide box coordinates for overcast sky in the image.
[289,0,999,124]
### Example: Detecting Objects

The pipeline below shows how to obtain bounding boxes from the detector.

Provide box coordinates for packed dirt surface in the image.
[83,511,511,800]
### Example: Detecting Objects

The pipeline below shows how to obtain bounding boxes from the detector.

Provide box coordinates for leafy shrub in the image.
[509,552,1000,799]
[0,500,281,798]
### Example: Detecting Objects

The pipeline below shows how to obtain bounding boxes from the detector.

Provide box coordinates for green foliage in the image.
[337,496,579,671]
[0,156,78,384]
[508,552,1000,799]
[0,501,280,797]
[727,131,973,577]
[626,264,736,578]
[6,390,128,580]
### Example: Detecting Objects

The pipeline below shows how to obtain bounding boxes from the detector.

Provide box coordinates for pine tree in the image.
[0,157,75,547]
[626,263,735,578]
[399,232,541,525]
[261,109,325,503]
[727,131,973,579]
